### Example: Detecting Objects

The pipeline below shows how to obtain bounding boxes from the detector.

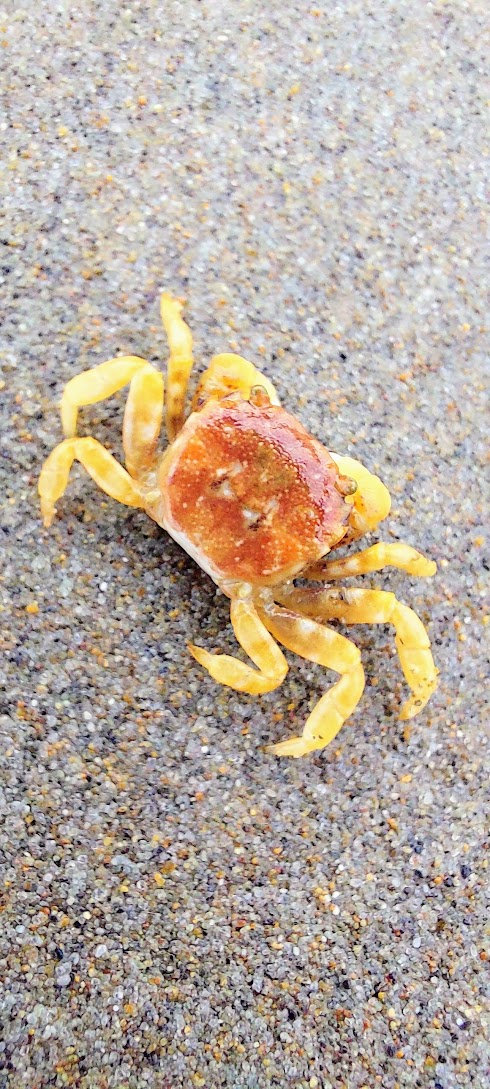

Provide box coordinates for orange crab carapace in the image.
[39,294,438,756]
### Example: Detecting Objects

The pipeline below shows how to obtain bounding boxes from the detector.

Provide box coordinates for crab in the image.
[39,293,438,756]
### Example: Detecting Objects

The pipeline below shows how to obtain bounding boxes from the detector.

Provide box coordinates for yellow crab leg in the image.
[122,365,165,478]
[160,293,194,442]
[306,542,437,581]
[39,437,143,528]
[330,453,391,542]
[276,586,438,722]
[257,603,365,757]
[189,595,288,695]
[60,356,155,438]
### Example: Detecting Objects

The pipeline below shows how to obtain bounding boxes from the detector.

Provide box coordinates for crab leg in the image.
[257,603,365,757]
[122,365,165,478]
[275,586,438,722]
[189,596,288,695]
[60,356,157,439]
[306,542,437,581]
[39,437,143,528]
[160,293,194,442]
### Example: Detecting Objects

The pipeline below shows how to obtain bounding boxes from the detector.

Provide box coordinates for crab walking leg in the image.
[61,356,156,438]
[306,542,437,581]
[189,596,288,696]
[330,453,391,542]
[276,587,438,722]
[39,437,143,528]
[122,365,165,478]
[160,293,194,442]
[258,603,365,757]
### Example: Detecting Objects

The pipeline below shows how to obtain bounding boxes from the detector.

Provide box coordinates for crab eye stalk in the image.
[335,473,358,497]
[249,384,272,408]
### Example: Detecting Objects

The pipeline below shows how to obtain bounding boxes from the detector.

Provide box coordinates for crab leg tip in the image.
[40,500,55,528]
[399,677,439,721]
[188,642,205,663]
[266,736,317,758]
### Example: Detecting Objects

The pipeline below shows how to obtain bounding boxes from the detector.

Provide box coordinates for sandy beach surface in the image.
[1,3,488,1086]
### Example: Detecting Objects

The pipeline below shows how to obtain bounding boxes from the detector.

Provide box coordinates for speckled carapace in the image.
[158,393,354,587]
[39,293,438,756]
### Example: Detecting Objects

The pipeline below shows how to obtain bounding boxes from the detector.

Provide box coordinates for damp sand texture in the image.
[0,3,489,1088]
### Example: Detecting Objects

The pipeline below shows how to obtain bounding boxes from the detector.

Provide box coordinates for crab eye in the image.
[335,474,358,497]
[249,384,271,407]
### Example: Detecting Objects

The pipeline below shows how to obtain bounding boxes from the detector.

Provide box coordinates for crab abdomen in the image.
[157,399,351,586]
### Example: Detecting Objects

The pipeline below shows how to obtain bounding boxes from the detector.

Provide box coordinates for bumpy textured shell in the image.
[160,398,351,586]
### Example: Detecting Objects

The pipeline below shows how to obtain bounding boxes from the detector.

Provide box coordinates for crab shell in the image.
[149,392,355,589]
